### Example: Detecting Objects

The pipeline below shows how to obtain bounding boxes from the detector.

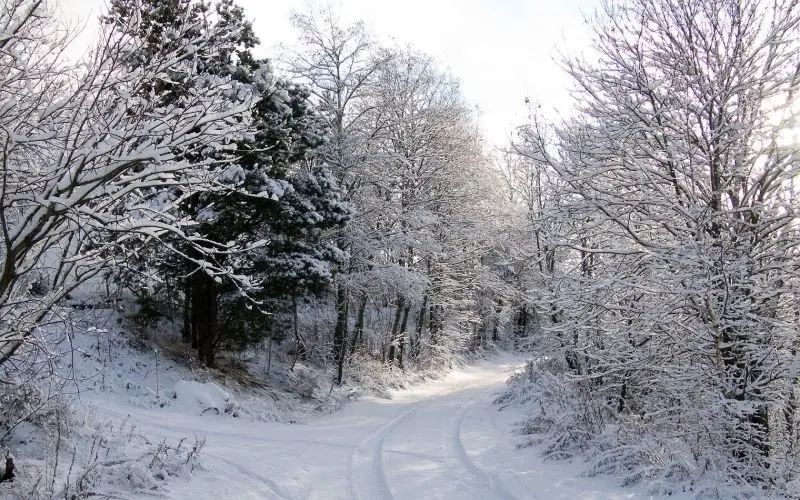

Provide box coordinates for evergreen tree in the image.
[106,0,350,366]
[188,72,351,363]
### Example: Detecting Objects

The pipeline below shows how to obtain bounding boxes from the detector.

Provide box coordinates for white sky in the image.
[57,0,599,145]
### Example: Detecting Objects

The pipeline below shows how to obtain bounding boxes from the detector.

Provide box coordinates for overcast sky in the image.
[58,0,599,145]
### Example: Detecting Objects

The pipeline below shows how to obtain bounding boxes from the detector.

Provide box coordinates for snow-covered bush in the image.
[1,413,205,499]
[501,354,790,498]
[499,357,609,458]
[0,382,68,447]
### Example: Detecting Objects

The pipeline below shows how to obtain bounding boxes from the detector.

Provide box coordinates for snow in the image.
[79,350,679,499]
[1,307,691,499]
[172,380,231,415]
[219,164,246,185]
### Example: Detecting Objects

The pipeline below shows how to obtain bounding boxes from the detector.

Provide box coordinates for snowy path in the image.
[88,354,644,499]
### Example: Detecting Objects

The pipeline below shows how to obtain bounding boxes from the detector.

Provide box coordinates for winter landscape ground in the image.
[87,351,642,500]
[1,312,678,500]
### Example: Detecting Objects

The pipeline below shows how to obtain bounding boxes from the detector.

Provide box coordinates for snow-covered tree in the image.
[105,0,351,367]
[513,0,800,490]
[284,7,514,379]
[367,49,494,367]
[0,0,255,365]
[283,7,391,381]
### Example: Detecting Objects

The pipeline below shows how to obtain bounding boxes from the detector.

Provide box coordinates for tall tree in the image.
[0,0,255,365]
[284,7,389,382]
[514,0,800,488]
[106,0,350,366]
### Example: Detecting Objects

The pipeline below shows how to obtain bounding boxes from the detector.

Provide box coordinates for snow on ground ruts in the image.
[85,352,681,499]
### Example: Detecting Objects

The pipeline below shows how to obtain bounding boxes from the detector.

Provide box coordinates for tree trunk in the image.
[515,304,528,337]
[182,277,192,343]
[786,384,798,456]
[397,304,410,369]
[411,295,428,360]
[428,300,441,347]
[334,281,349,384]
[475,320,485,350]
[189,273,202,349]
[388,295,406,365]
[415,295,428,338]
[192,271,218,367]
[350,293,368,356]
[492,300,503,343]
[0,457,14,483]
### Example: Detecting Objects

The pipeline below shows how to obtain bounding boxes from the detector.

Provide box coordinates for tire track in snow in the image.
[347,399,434,500]
[212,454,291,500]
[484,385,541,499]
[442,382,518,500]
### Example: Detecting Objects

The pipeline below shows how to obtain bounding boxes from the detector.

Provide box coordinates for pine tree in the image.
[106,0,350,366]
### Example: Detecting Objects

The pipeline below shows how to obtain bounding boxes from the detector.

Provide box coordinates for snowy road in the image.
[90,354,643,499]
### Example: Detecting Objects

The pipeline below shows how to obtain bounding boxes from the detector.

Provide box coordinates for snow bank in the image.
[172,380,232,415]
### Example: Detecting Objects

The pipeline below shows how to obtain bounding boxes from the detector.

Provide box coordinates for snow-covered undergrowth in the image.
[2,408,205,499]
[498,357,795,500]
[0,308,212,497]
[0,304,459,498]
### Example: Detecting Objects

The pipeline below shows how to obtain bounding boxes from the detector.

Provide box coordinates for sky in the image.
[57,0,599,145]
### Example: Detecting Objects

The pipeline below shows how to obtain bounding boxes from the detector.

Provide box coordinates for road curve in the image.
[88,353,641,500]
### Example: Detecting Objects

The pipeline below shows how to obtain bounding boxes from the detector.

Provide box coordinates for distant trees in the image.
[368,49,494,366]
[511,0,800,490]
[284,8,513,381]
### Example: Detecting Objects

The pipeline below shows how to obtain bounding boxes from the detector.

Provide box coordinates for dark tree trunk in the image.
[786,386,798,457]
[388,295,406,365]
[429,300,441,347]
[415,295,428,339]
[192,271,218,367]
[515,304,528,337]
[411,295,427,360]
[350,293,368,356]
[290,298,308,371]
[182,277,192,343]
[0,457,14,483]
[189,273,202,349]
[475,320,485,350]
[492,300,503,343]
[397,305,410,369]
[334,282,349,384]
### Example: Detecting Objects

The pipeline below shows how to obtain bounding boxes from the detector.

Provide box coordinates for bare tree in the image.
[0,0,256,365]
[282,6,390,383]
[513,0,800,489]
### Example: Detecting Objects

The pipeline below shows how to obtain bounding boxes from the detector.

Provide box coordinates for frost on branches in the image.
[0,0,255,364]
[103,0,352,368]
[509,0,800,493]
[285,9,508,383]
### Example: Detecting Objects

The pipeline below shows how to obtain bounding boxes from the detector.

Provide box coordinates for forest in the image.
[1,0,799,497]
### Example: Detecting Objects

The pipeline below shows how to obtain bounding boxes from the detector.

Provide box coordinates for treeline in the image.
[0,0,527,384]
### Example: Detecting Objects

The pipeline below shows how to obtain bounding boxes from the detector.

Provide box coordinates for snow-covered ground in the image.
[0,308,692,499]
[82,352,675,499]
